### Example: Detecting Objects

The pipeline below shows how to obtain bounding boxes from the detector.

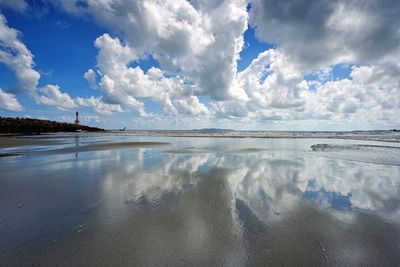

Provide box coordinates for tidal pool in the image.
[0,135,399,266]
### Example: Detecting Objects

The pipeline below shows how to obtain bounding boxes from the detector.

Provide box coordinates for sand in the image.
[311,143,400,166]
[0,137,53,148]
[1,135,399,266]
[0,140,170,156]
[42,141,171,154]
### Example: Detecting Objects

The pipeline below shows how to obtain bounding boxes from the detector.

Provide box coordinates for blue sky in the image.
[2,7,101,96]
[0,0,399,130]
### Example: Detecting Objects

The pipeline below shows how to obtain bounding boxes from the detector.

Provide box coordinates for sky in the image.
[0,0,399,130]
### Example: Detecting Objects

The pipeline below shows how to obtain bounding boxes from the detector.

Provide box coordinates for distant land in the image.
[0,117,103,134]
[192,128,234,132]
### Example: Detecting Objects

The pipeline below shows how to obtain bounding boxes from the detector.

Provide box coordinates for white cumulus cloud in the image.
[1,1,399,129]
[35,84,77,110]
[0,14,40,94]
[83,68,97,88]
[76,96,124,115]
[60,0,249,100]
[0,88,23,111]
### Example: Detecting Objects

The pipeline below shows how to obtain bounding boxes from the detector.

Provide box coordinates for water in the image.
[1,134,399,266]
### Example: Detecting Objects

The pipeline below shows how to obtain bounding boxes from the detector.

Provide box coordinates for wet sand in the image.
[37,141,171,155]
[311,143,400,166]
[0,137,53,148]
[0,138,170,157]
[1,135,399,266]
[230,148,269,153]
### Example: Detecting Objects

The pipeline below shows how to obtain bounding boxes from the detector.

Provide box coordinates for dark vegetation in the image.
[0,117,104,134]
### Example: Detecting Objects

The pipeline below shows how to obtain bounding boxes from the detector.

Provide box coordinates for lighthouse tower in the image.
[75,111,80,125]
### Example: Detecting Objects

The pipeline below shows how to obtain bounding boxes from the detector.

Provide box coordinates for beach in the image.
[0,137,54,148]
[0,132,399,266]
[1,0,398,264]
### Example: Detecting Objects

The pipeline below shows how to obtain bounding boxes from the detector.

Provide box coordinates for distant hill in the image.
[193,128,234,132]
[0,117,104,134]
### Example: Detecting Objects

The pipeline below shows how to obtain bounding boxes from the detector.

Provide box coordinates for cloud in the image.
[249,0,400,70]
[0,0,27,12]
[35,84,77,110]
[0,12,120,117]
[1,1,399,129]
[70,0,399,127]
[83,68,97,88]
[209,46,400,127]
[174,96,209,116]
[60,0,249,100]
[308,63,400,122]
[0,88,23,111]
[89,33,210,117]
[75,96,124,115]
[0,14,40,94]
[238,49,307,109]
[212,101,249,119]
[80,115,102,124]
[88,33,400,127]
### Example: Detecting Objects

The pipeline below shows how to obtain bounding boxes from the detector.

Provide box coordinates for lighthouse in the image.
[75,111,80,125]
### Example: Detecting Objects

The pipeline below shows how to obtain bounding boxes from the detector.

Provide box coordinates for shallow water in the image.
[1,135,399,266]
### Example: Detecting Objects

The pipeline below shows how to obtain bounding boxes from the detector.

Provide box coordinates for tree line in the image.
[0,117,104,134]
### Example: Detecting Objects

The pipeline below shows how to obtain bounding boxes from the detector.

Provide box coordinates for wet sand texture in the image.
[1,136,399,265]
[0,141,171,157]
[311,143,400,166]
[41,142,171,154]
[0,137,53,148]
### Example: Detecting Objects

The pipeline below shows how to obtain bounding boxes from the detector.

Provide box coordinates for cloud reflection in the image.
[85,148,400,265]
[96,148,400,226]
[1,144,400,265]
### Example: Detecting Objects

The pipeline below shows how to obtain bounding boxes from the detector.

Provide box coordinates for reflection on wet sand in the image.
[0,140,399,266]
